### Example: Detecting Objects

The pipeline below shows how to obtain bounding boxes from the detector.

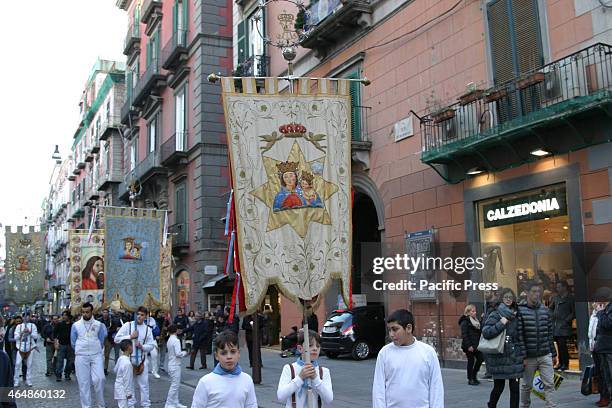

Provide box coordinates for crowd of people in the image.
[457,280,611,408]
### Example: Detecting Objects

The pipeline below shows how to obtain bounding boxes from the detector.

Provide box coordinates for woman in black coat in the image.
[482,288,525,408]
[459,304,484,385]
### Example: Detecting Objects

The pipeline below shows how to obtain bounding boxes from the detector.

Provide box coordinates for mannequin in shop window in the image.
[482,245,504,284]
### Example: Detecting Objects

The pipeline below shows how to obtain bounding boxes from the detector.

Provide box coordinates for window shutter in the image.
[512,0,543,75]
[348,72,361,141]
[237,20,247,65]
[487,0,514,84]
[173,1,178,34]
[175,182,187,242]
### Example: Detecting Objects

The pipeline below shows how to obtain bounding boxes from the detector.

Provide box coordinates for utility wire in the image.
[363,0,465,52]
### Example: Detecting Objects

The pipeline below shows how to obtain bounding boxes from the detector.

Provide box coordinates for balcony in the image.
[98,169,123,191]
[123,24,141,56]
[420,43,612,183]
[161,29,188,71]
[240,55,270,77]
[134,150,167,184]
[121,94,139,125]
[70,199,85,219]
[132,59,166,107]
[141,0,163,34]
[85,149,94,162]
[351,105,372,170]
[172,223,189,256]
[161,132,188,167]
[300,0,372,59]
[100,115,121,141]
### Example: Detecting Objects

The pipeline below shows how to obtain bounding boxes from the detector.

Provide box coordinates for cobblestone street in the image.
[9,338,601,407]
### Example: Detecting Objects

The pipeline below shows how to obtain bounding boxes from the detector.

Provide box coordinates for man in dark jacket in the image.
[549,280,575,371]
[53,311,74,381]
[42,315,58,376]
[183,311,209,369]
[595,298,612,408]
[242,313,263,368]
[517,282,557,407]
[97,309,116,375]
[173,308,190,350]
[0,349,17,408]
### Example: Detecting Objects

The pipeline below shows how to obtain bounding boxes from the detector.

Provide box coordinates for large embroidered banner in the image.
[4,227,45,306]
[69,230,104,314]
[221,77,352,313]
[102,207,172,312]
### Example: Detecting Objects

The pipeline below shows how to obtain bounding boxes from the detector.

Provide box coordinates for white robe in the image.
[372,340,444,408]
[277,362,333,408]
[191,371,258,408]
[114,355,134,400]
[165,335,187,408]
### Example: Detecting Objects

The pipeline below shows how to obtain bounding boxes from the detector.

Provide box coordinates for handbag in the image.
[478,328,506,354]
[133,359,145,376]
[581,365,596,396]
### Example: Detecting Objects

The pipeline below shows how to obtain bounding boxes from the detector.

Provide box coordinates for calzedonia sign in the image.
[482,186,567,228]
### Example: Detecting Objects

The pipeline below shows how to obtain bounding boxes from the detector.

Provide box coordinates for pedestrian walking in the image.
[98,309,114,376]
[114,339,134,408]
[1,349,17,408]
[549,280,575,371]
[277,329,333,408]
[590,302,609,407]
[243,313,263,368]
[183,311,210,370]
[165,325,188,408]
[459,304,484,386]
[518,281,558,407]
[191,330,257,408]
[42,315,58,376]
[145,310,161,378]
[594,297,612,408]
[482,288,525,408]
[173,308,190,350]
[71,302,107,408]
[13,313,38,387]
[372,309,444,408]
[114,306,157,408]
[54,311,74,381]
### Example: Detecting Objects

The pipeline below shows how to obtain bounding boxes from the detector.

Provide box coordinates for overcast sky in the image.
[0,1,126,257]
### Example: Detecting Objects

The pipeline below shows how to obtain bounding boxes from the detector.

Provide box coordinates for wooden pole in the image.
[303,301,314,408]
[252,312,262,384]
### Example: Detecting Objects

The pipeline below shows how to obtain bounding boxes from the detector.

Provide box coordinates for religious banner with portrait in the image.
[221,77,352,313]
[4,226,46,306]
[69,229,104,314]
[102,207,172,312]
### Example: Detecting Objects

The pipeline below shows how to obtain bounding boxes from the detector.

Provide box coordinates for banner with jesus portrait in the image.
[221,77,352,313]
[69,229,104,314]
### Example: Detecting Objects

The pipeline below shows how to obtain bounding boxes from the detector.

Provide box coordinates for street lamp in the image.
[52,145,62,164]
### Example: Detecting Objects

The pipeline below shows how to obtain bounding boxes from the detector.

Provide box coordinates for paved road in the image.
[8,339,599,407]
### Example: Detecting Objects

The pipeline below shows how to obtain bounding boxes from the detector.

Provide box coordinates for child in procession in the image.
[372,309,444,408]
[165,325,188,408]
[191,330,257,408]
[115,339,134,408]
[277,329,333,407]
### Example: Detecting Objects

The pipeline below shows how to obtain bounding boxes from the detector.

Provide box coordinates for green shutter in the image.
[348,72,361,141]
[512,0,543,75]
[175,182,187,242]
[173,1,178,34]
[237,20,247,64]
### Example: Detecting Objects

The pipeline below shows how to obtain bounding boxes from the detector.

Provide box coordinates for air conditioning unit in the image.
[541,58,588,107]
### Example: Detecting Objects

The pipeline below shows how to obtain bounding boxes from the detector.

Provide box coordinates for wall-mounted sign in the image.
[394,116,414,142]
[204,265,218,275]
[482,185,567,228]
[405,229,437,301]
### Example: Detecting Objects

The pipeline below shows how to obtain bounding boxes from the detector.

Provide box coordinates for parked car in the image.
[320,305,386,360]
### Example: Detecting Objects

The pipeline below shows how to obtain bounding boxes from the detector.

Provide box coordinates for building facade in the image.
[116,0,233,313]
[236,0,612,368]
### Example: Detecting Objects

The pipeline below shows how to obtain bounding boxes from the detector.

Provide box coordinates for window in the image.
[148,115,157,153]
[487,0,543,84]
[237,9,265,65]
[147,30,160,68]
[106,101,111,121]
[173,0,188,45]
[95,118,100,142]
[347,71,361,141]
[175,88,186,151]
[174,181,187,243]
[130,137,138,171]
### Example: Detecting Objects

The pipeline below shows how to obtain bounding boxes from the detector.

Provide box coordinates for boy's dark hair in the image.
[167,324,178,334]
[526,281,542,292]
[386,309,415,332]
[119,339,132,352]
[82,302,93,311]
[297,329,320,346]
[215,329,239,350]
[137,306,149,315]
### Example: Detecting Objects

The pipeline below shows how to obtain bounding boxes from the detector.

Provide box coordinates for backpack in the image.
[289,364,324,408]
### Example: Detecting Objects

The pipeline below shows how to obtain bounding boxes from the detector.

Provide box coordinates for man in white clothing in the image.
[71,302,107,408]
[165,325,187,408]
[145,311,160,378]
[372,309,444,408]
[13,314,38,387]
[114,306,157,408]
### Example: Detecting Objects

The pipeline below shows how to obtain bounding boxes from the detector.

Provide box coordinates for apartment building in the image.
[235,0,612,368]
[116,0,233,313]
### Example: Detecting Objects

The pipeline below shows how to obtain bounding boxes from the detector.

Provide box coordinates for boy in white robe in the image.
[115,340,134,408]
[191,329,257,408]
[277,329,333,407]
[165,325,187,408]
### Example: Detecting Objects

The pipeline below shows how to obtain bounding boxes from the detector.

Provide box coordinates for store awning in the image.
[202,274,228,289]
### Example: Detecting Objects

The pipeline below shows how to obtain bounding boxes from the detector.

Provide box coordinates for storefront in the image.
[464,165,589,371]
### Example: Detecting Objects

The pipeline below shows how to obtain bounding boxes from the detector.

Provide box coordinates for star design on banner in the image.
[250,141,338,238]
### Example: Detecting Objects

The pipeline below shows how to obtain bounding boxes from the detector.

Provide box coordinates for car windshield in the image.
[325,312,352,331]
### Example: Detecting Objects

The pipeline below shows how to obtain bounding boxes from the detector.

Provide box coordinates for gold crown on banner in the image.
[276,161,299,174]
[301,171,314,183]
[279,123,307,138]
[19,238,32,247]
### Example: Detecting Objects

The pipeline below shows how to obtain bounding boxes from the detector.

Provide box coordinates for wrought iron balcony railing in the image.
[161,132,188,166]
[123,24,141,56]
[161,29,188,71]
[100,115,121,141]
[240,55,270,77]
[132,58,166,107]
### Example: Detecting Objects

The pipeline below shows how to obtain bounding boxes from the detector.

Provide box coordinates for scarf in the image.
[212,362,242,376]
[469,316,480,330]
[296,358,319,400]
